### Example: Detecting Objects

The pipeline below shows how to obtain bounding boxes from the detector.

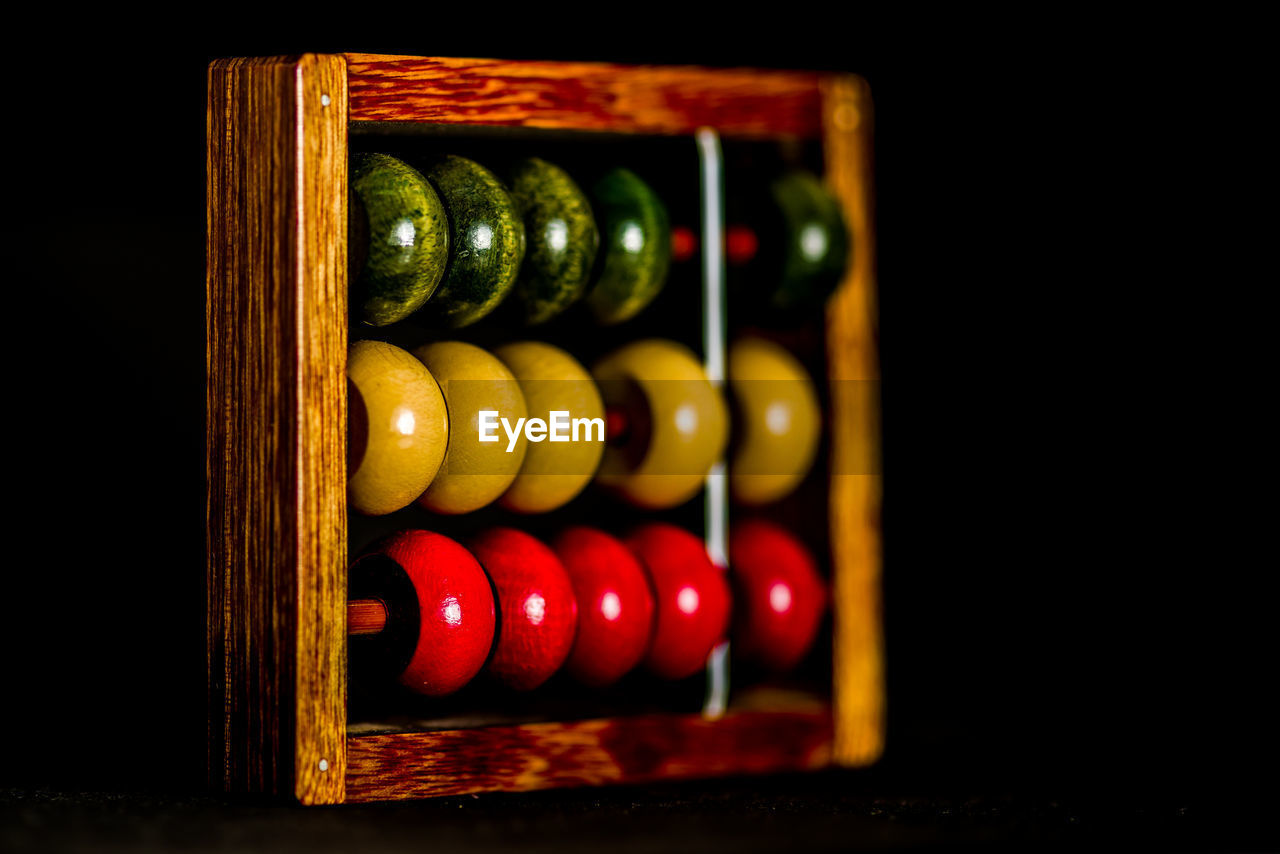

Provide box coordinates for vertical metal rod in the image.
[697,126,730,719]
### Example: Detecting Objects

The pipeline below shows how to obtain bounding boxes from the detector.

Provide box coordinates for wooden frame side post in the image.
[822,75,885,766]
[207,53,349,803]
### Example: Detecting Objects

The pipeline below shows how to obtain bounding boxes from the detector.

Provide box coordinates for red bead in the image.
[625,523,731,680]
[726,224,758,265]
[605,406,629,442]
[671,225,698,263]
[729,520,827,671]
[470,528,579,691]
[367,529,496,696]
[552,526,655,686]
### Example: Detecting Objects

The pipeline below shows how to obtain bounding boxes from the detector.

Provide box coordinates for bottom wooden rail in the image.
[345,708,834,801]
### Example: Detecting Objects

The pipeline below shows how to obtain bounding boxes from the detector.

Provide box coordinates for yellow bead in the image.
[346,340,448,516]
[592,339,727,509]
[494,342,605,513]
[728,337,821,505]
[413,341,527,514]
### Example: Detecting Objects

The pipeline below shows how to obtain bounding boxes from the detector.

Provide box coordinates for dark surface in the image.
[4,13,1274,852]
[3,771,1276,853]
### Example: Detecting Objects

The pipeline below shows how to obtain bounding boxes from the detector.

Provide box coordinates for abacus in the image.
[207,53,881,805]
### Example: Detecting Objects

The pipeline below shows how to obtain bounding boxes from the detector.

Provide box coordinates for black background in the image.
[2,12,1272,843]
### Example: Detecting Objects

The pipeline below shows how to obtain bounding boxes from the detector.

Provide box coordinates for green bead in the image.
[585,168,671,325]
[349,153,449,327]
[770,171,850,312]
[507,158,600,325]
[423,155,526,328]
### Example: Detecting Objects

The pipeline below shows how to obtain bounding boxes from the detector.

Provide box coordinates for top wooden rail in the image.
[344,54,830,138]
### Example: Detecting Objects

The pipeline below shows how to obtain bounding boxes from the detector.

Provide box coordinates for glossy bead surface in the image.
[506,158,599,325]
[770,171,850,312]
[729,520,827,672]
[346,340,448,515]
[552,526,655,686]
[349,153,449,326]
[495,341,605,514]
[355,529,495,696]
[413,341,527,515]
[470,528,579,691]
[593,339,728,509]
[423,155,526,328]
[625,523,731,681]
[728,337,821,506]
[585,168,671,325]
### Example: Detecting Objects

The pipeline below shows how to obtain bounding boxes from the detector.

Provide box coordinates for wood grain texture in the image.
[345,54,824,138]
[347,599,388,636]
[206,53,348,804]
[345,711,833,802]
[822,75,886,766]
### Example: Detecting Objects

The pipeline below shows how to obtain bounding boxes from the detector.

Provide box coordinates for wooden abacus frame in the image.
[207,53,881,804]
